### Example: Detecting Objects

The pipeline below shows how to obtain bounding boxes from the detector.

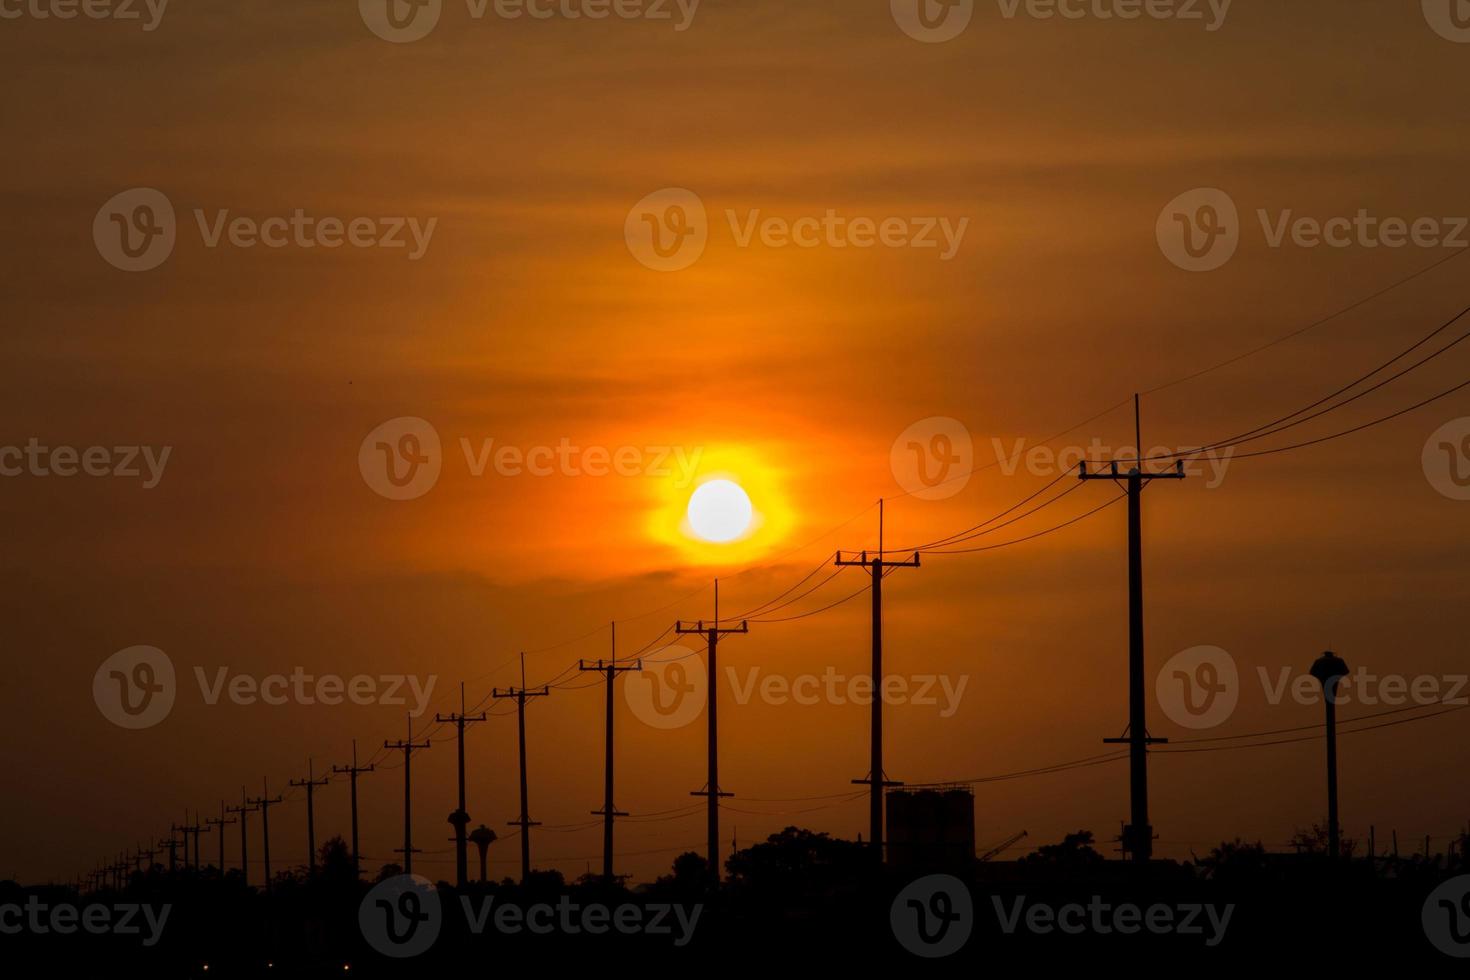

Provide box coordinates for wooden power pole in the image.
[579,623,639,882]
[493,653,549,883]
[676,582,748,885]
[1080,394,1185,865]
[836,500,919,865]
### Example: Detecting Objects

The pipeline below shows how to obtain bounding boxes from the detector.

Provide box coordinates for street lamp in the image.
[1310,649,1349,860]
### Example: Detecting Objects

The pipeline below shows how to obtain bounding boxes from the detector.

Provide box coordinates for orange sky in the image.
[3,0,1470,884]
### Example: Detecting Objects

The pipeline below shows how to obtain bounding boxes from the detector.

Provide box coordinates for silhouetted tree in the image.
[1019,831,1104,871]
[725,827,865,899]
[1197,839,1269,882]
[1289,824,1357,858]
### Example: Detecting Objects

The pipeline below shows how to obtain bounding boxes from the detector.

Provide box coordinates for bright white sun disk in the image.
[687,480,754,543]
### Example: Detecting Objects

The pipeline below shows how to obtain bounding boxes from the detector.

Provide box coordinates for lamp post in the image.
[1310,649,1349,860]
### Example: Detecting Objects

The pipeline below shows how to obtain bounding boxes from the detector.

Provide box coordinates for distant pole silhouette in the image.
[290,758,330,874]
[332,739,375,879]
[1310,649,1349,860]
[579,624,639,882]
[162,827,182,873]
[226,789,259,887]
[248,779,284,891]
[435,682,487,888]
[676,582,748,885]
[384,715,431,876]
[1081,394,1185,864]
[206,802,235,873]
[180,810,209,871]
[494,653,549,883]
[836,500,919,865]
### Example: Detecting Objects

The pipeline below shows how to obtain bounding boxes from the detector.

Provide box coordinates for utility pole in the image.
[1310,650,1349,861]
[436,683,487,888]
[180,810,210,872]
[226,789,259,887]
[206,802,236,873]
[836,500,919,866]
[247,779,284,891]
[384,716,431,876]
[676,582,748,885]
[161,829,183,874]
[493,653,549,883]
[579,623,640,882]
[332,740,375,879]
[289,759,330,874]
[1080,394,1185,865]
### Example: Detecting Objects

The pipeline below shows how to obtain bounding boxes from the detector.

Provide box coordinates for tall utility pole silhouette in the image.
[493,653,549,883]
[435,682,487,888]
[384,716,431,876]
[226,789,258,887]
[205,802,235,873]
[579,624,640,882]
[289,759,330,874]
[676,582,748,885]
[1080,394,1185,865]
[248,779,284,891]
[836,499,919,865]
[332,739,375,879]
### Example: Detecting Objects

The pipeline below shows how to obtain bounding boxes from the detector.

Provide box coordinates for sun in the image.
[686,479,754,543]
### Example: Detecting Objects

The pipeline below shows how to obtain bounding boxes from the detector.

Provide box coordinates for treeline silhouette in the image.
[7,825,1469,973]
